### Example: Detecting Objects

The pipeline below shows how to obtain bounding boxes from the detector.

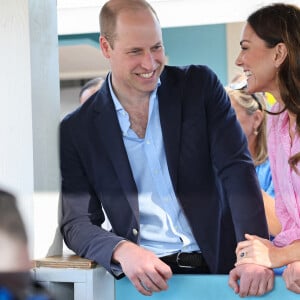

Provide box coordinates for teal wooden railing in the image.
[115,275,298,300]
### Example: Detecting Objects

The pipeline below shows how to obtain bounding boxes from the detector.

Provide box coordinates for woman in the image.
[226,81,280,236]
[233,3,300,294]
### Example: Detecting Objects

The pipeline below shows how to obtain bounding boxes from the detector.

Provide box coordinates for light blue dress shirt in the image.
[108,75,200,256]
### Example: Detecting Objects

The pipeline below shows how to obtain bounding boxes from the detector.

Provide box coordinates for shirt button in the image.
[132,228,138,236]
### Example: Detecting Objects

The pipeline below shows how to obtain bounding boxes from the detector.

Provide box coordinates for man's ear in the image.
[274,42,287,68]
[100,36,111,59]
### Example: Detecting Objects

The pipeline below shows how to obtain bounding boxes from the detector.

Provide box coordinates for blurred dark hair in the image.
[79,77,104,99]
[0,190,27,244]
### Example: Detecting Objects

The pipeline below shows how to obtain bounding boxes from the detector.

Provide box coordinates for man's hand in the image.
[228,264,274,297]
[113,241,172,296]
[283,261,300,294]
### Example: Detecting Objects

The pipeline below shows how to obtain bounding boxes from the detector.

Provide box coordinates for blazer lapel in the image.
[158,68,182,193]
[90,70,181,218]
[92,87,139,221]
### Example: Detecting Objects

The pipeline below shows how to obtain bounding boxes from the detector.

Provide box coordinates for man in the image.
[60,0,274,296]
[79,77,105,105]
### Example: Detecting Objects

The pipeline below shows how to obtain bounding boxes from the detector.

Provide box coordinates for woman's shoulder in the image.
[267,102,289,132]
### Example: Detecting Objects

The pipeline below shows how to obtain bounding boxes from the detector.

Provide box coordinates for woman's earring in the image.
[253,129,258,135]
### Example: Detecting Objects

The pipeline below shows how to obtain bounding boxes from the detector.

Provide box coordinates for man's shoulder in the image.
[161,64,218,86]
[162,64,215,77]
[61,92,101,126]
[60,105,84,132]
[159,65,220,97]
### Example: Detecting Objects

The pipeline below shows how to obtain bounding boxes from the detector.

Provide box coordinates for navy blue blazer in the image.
[60,65,268,277]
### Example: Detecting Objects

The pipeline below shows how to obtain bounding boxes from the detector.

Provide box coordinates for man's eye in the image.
[129,50,140,54]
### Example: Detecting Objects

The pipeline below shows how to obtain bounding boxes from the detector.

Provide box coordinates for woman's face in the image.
[230,97,256,139]
[235,23,279,95]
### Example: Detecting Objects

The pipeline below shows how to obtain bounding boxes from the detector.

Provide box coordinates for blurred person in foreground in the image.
[60,0,273,297]
[0,189,53,300]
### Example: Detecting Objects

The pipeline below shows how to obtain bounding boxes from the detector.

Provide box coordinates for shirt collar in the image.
[108,72,161,112]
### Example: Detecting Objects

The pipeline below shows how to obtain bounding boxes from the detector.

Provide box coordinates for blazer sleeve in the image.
[202,66,269,241]
[59,115,124,277]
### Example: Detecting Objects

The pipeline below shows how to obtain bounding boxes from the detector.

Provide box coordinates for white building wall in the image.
[0,0,60,259]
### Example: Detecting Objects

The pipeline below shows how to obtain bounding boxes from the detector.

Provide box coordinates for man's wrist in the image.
[112,240,128,264]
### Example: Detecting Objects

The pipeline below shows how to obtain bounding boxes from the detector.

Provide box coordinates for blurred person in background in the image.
[226,76,280,237]
[79,77,105,105]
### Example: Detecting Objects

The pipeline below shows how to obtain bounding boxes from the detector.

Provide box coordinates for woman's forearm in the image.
[261,189,281,236]
[279,240,300,266]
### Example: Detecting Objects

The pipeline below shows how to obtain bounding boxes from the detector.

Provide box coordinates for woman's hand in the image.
[235,233,282,268]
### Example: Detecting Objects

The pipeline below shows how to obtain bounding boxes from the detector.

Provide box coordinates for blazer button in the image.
[132,228,138,236]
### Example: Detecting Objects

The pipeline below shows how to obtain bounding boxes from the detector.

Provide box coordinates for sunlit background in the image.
[57,0,300,115]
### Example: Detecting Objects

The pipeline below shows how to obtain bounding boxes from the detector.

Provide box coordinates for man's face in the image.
[101,9,166,100]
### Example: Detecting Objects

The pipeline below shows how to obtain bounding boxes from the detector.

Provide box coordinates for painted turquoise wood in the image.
[58,24,228,84]
[115,275,298,300]
[163,25,227,84]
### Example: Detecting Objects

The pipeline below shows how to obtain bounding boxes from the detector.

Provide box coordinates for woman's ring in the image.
[140,280,151,292]
[240,251,247,258]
